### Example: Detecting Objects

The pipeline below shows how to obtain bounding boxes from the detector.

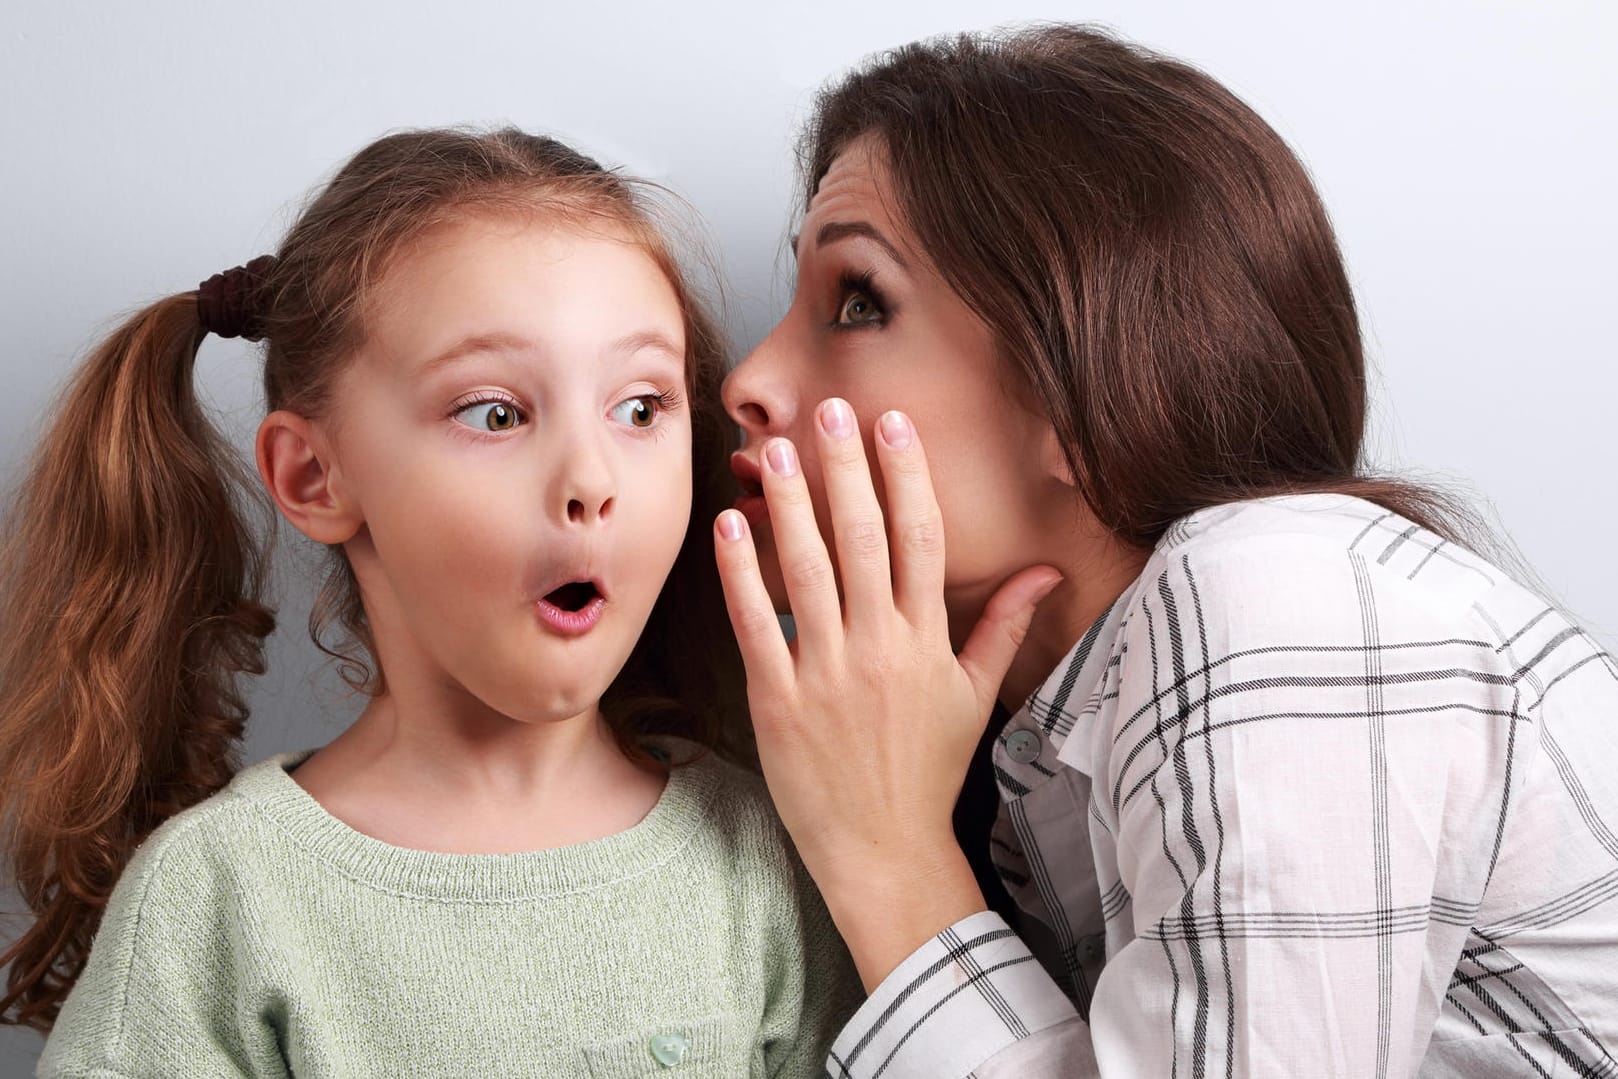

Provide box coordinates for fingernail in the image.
[717,509,745,542]
[819,398,854,440]
[765,438,799,478]
[879,410,913,450]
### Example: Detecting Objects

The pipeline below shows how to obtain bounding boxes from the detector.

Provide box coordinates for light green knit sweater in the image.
[39,749,860,1078]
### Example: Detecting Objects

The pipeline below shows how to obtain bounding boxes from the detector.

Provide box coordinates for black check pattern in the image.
[827,495,1618,1078]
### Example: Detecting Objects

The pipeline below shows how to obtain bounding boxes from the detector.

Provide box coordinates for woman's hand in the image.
[714,399,1060,989]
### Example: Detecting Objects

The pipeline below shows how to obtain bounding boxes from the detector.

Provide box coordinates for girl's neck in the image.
[290,692,666,855]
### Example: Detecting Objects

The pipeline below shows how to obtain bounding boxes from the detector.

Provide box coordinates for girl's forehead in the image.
[350,218,686,381]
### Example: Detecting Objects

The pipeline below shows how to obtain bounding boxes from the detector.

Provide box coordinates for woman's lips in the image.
[733,492,768,528]
[730,452,768,527]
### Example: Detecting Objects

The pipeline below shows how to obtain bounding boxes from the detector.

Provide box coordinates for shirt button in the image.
[1005,729,1041,764]
[649,1033,689,1067]
[1076,933,1106,963]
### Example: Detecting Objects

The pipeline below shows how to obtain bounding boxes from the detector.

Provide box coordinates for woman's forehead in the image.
[801,137,925,269]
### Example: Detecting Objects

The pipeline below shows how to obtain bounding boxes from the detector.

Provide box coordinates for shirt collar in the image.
[1009,589,1134,770]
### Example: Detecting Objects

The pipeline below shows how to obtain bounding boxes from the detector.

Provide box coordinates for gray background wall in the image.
[3,0,1614,1070]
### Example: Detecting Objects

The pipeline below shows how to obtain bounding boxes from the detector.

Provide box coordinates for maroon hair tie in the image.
[196,254,277,341]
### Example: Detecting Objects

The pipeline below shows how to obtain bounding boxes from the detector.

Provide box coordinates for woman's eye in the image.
[837,290,882,325]
[610,396,659,428]
[454,401,523,432]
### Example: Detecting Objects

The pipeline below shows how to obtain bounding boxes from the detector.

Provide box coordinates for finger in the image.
[759,436,843,653]
[872,410,947,633]
[814,398,895,629]
[713,509,794,698]
[957,566,1065,714]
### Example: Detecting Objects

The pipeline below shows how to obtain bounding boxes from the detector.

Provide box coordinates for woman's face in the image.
[722,136,1068,634]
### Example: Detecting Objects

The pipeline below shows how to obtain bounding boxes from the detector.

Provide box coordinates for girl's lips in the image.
[536,594,606,637]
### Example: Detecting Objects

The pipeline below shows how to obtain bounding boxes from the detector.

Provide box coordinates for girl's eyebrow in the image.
[610,330,684,364]
[417,332,534,376]
[790,220,911,271]
[418,329,683,376]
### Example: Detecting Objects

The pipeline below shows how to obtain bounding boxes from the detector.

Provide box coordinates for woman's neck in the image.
[986,526,1150,714]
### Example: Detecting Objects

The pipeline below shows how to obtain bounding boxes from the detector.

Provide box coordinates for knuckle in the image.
[898,517,945,560]
[840,518,888,560]
[733,604,780,642]
[783,553,834,592]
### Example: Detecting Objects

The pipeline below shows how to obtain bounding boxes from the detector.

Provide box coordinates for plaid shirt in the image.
[827,494,1618,1078]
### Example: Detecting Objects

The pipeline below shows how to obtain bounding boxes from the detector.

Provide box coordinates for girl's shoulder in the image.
[117,753,301,892]
[656,743,790,857]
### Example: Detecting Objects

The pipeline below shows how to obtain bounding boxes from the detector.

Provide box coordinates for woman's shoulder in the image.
[1157,494,1511,598]
[1127,494,1554,653]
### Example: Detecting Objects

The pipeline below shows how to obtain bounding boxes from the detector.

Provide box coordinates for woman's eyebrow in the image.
[790,221,910,271]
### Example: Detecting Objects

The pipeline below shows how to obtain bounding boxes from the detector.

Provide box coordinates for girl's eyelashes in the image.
[609,389,684,430]
[450,393,525,433]
[832,270,888,329]
[447,387,685,437]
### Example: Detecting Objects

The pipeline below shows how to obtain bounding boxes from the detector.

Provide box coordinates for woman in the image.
[713,24,1618,1078]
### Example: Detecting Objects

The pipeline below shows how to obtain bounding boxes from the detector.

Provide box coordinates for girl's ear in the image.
[255,410,362,544]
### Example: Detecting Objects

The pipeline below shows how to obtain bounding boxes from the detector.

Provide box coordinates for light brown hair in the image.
[0,127,745,1028]
[803,24,1484,548]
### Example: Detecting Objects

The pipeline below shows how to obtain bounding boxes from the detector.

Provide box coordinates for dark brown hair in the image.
[0,127,744,1029]
[803,24,1483,548]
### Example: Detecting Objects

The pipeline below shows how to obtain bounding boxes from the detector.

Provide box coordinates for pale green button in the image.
[649,1032,689,1068]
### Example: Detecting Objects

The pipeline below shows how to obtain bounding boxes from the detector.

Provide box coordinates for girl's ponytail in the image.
[0,283,275,1028]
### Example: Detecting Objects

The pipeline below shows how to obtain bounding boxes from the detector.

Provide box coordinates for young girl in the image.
[0,127,857,1076]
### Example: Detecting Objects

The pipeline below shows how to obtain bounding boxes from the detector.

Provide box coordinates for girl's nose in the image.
[554,432,615,527]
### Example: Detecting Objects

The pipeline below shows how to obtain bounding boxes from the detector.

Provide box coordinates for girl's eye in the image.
[610,395,660,428]
[837,290,882,325]
[454,400,524,432]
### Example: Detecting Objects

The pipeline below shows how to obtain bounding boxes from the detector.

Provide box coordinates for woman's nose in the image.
[722,327,798,439]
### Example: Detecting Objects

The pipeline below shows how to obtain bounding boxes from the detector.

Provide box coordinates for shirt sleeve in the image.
[37,822,269,1079]
[825,911,1097,1078]
[1085,535,1524,1076]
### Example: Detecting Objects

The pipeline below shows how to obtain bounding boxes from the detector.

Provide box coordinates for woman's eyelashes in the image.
[831,269,888,329]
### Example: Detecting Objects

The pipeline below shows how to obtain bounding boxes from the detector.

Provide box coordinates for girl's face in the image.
[325,214,692,726]
[722,137,1068,635]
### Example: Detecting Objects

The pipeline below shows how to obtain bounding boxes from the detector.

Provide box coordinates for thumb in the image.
[957,566,1063,713]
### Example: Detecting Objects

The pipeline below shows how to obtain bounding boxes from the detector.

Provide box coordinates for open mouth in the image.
[543,581,601,612]
[730,452,763,497]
